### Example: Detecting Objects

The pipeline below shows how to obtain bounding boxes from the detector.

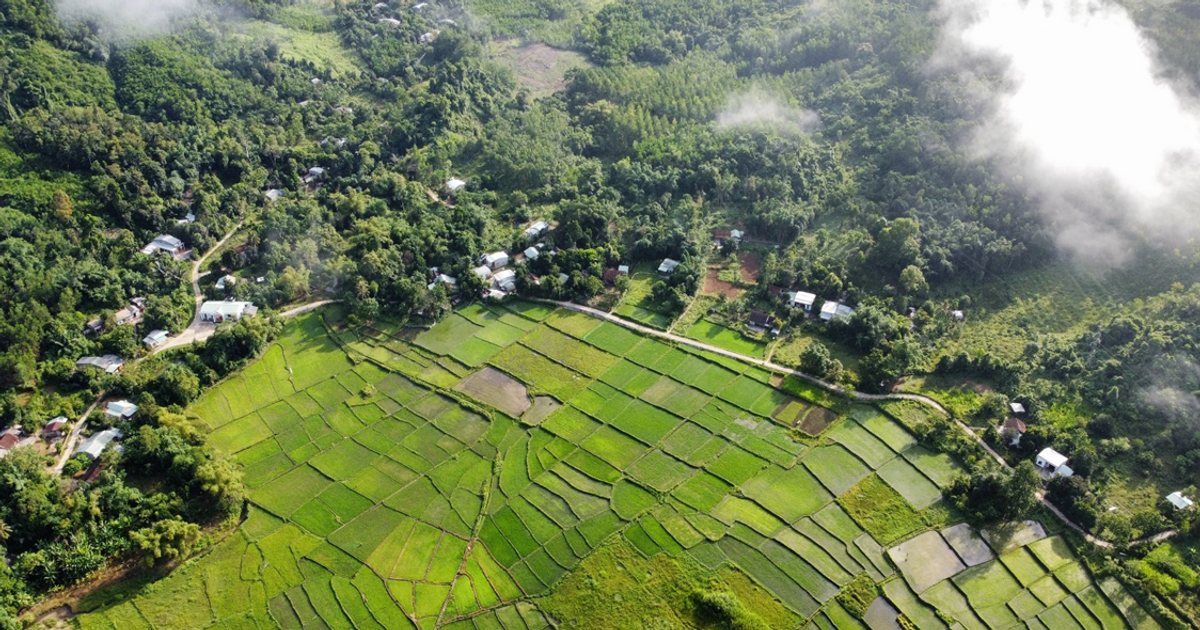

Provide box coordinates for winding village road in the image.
[535,298,1173,549]
[50,220,339,474]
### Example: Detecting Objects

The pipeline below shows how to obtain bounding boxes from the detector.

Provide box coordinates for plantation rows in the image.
[75,303,1152,630]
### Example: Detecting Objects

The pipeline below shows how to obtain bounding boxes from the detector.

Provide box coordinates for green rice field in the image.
[73,302,1162,630]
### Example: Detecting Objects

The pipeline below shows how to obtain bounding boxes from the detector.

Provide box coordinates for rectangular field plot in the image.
[415,314,485,355]
[803,445,871,496]
[608,400,681,445]
[252,465,333,518]
[521,327,618,378]
[685,320,767,358]
[740,465,832,523]
[716,376,775,411]
[582,321,643,355]
[543,309,603,338]
[877,457,942,510]
[840,475,924,546]
[901,446,964,488]
[638,375,711,417]
[827,420,896,469]
[581,426,650,469]
[208,413,273,454]
[490,344,588,401]
[625,450,696,492]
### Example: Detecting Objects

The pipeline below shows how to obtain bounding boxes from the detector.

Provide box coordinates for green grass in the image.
[490,343,589,401]
[740,465,832,523]
[876,457,942,510]
[837,475,923,545]
[803,445,872,496]
[685,319,767,358]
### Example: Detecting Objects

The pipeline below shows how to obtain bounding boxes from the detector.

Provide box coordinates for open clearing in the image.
[72,304,1157,630]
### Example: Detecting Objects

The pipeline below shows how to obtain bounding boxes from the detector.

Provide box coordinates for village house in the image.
[321,136,346,148]
[143,330,169,348]
[492,269,517,292]
[1035,448,1073,477]
[378,17,401,26]
[140,234,187,258]
[427,273,457,292]
[114,302,142,326]
[76,355,125,374]
[265,188,283,202]
[658,258,680,276]
[481,251,509,270]
[557,273,570,285]
[523,246,540,261]
[419,31,436,43]
[216,274,238,290]
[712,229,744,244]
[411,2,428,10]
[748,309,773,331]
[200,300,258,323]
[1010,402,1026,415]
[83,318,104,336]
[0,426,21,452]
[43,417,69,439]
[1167,492,1194,510]
[1000,417,1027,446]
[473,265,492,280]
[523,221,549,239]
[447,177,466,191]
[618,265,629,275]
[789,291,817,312]
[819,301,856,322]
[106,400,138,420]
[76,428,124,460]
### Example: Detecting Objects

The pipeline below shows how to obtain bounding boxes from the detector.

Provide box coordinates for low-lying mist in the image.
[935,0,1200,268]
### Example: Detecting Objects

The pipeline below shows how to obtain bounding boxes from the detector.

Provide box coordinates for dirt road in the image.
[536,298,1171,548]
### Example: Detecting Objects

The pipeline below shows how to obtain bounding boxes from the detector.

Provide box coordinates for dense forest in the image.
[2,0,1200,624]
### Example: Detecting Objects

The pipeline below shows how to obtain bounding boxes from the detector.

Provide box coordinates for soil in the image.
[522,396,562,426]
[703,266,742,299]
[453,367,532,417]
[739,251,762,283]
[496,42,588,96]
[797,406,838,436]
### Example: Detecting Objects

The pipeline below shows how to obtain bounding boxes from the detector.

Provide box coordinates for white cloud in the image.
[716,87,822,135]
[935,0,1200,266]
[55,0,202,39]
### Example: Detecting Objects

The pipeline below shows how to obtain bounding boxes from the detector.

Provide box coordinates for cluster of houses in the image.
[84,297,148,336]
[456,220,555,299]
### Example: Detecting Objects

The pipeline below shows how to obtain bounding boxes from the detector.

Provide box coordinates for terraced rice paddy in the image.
[74,302,1162,630]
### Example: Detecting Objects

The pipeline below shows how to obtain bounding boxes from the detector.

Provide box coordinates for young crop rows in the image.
[76,302,1158,630]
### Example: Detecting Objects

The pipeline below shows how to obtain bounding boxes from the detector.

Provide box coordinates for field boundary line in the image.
[528,298,1175,549]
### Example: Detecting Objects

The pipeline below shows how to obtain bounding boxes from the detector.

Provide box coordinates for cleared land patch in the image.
[455,367,532,416]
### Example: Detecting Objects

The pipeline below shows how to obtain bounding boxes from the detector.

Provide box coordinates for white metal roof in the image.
[447,177,466,191]
[658,258,679,273]
[524,247,539,260]
[1167,492,1194,510]
[1037,448,1069,468]
[1010,402,1026,414]
[200,301,256,319]
[473,265,492,279]
[791,291,816,307]
[106,401,138,418]
[76,428,124,460]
